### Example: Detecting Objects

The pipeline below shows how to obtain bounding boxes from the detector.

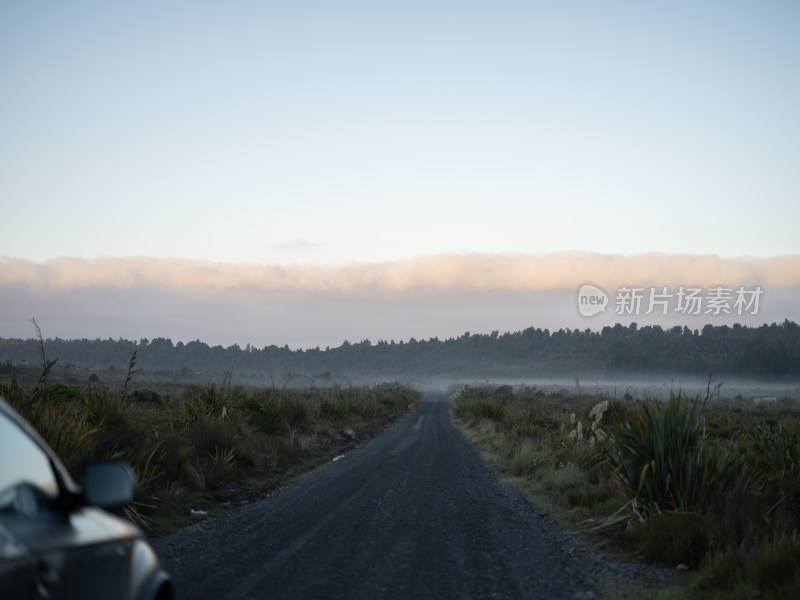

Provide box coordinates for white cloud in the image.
[2,253,798,348]
[2,252,798,295]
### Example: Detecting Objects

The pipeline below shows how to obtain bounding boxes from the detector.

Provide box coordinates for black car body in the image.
[0,396,173,599]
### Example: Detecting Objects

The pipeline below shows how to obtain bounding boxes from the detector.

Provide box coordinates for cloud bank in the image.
[1,253,798,348]
[2,253,799,294]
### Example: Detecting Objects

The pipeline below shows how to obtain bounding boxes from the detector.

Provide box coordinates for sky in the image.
[1,1,799,349]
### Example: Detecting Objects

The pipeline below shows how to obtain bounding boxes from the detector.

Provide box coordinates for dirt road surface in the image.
[154,393,595,599]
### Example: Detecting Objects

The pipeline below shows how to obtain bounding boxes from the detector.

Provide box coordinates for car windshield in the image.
[0,409,60,516]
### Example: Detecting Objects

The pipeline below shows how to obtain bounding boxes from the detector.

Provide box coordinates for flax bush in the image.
[604,392,745,515]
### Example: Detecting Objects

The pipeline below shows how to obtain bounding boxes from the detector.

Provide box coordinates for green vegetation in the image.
[450,385,800,599]
[2,319,800,378]
[605,394,745,515]
[0,376,419,534]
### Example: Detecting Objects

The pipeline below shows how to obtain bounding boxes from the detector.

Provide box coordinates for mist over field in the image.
[429,376,800,403]
[3,318,798,404]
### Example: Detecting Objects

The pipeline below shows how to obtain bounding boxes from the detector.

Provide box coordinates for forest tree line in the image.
[1,320,798,379]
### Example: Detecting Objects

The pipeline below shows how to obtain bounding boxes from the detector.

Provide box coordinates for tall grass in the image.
[451,386,507,421]
[749,420,800,476]
[0,376,419,529]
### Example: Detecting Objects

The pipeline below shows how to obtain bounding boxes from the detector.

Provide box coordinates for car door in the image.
[45,506,135,599]
[0,519,32,598]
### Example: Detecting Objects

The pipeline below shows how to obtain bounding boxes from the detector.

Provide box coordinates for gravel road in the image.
[153,393,673,599]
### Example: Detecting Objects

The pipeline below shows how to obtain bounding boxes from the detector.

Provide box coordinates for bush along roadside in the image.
[449,384,800,600]
[0,377,420,535]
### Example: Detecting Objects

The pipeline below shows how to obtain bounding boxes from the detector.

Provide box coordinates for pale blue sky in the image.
[2,0,799,266]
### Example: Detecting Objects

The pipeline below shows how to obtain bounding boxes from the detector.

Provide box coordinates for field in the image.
[5,359,800,597]
[0,373,420,535]
[450,383,800,599]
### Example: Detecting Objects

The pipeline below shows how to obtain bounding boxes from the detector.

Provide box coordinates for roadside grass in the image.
[449,384,800,599]
[1,377,420,535]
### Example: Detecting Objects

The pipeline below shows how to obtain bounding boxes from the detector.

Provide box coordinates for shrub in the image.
[15,395,99,476]
[509,441,542,477]
[133,388,164,406]
[470,399,506,421]
[316,390,379,421]
[0,377,26,407]
[604,392,745,515]
[695,537,800,599]
[246,392,308,435]
[511,403,560,437]
[44,382,82,403]
[494,384,514,402]
[450,388,506,422]
[540,464,587,506]
[316,395,347,421]
[190,418,237,459]
[632,512,709,568]
[749,535,800,596]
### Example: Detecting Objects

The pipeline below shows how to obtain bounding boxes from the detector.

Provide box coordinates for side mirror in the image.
[82,461,137,508]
